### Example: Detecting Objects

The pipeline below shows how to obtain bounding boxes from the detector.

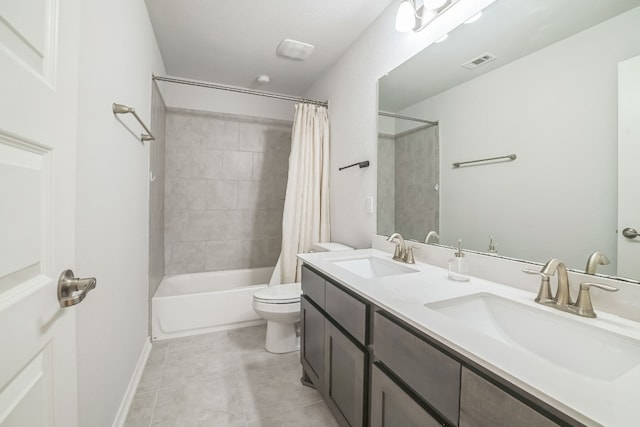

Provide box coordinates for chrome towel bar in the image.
[452,154,516,168]
[112,103,155,141]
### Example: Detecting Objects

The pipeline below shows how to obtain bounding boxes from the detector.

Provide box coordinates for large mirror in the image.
[378,0,640,281]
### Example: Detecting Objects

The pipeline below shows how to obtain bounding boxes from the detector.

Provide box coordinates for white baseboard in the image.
[112,337,152,427]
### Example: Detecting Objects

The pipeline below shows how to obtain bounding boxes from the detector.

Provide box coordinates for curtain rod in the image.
[153,75,329,107]
[378,111,438,126]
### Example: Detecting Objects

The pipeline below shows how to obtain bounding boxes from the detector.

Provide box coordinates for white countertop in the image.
[298,248,640,427]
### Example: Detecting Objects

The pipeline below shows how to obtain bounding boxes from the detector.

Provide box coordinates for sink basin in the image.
[425,293,640,381]
[332,257,418,279]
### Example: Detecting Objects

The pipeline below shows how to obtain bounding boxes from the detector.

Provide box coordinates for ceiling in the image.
[379,0,640,112]
[145,0,395,96]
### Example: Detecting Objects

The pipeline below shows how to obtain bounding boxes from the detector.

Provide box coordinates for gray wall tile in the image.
[165,241,206,274]
[223,150,253,180]
[208,117,239,150]
[165,178,206,210]
[164,108,292,275]
[165,210,189,243]
[192,148,223,179]
[206,180,237,209]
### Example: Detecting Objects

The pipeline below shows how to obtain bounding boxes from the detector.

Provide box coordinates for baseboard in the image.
[112,337,152,427]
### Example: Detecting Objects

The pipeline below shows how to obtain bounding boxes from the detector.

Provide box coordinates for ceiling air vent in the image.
[276,39,315,60]
[462,53,497,70]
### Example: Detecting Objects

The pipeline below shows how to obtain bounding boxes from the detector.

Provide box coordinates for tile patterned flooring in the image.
[125,325,338,426]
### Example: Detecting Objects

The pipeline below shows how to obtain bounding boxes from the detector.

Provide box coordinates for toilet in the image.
[253,242,353,353]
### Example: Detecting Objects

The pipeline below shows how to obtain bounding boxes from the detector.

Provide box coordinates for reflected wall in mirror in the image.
[377,114,439,242]
[377,0,640,281]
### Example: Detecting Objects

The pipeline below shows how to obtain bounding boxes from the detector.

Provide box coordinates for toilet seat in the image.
[253,283,301,304]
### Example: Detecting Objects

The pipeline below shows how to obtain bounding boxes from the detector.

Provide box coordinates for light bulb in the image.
[395,1,416,33]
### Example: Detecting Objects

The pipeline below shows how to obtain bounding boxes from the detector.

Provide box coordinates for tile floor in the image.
[124,325,338,426]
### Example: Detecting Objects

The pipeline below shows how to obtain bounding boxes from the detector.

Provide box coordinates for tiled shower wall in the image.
[395,125,439,241]
[377,134,395,237]
[149,82,166,297]
[377,125,439,242]
[164,108,292,274]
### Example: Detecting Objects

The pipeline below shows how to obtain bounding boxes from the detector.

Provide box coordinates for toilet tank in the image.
[311,242,354,252]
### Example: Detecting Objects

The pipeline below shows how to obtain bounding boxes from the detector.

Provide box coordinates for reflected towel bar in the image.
[112,103,155,141]
[452,154,516,168]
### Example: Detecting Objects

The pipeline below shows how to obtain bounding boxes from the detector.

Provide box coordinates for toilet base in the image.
[265,320,300,353]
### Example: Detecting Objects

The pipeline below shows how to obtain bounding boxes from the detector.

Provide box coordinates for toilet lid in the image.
[254,283,302,303]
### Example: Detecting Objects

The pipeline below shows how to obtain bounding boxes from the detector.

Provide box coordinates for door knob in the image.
[622,227,639,239]
[57,270,97,308]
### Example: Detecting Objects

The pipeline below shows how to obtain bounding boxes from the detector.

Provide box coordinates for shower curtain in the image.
[270,103,331,285]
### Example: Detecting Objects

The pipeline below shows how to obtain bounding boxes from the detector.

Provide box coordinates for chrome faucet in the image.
[386,233,415,264]
[585,251,610,275]
[523,258,618,317]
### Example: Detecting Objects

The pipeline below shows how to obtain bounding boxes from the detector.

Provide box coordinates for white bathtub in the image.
[151,267,273,340]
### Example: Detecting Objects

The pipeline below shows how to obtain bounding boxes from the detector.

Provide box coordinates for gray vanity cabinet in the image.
[301,265,368,427]
[370,365,442,427]
[459,368,559,427]
[300,296,324,391]
[373,311,460,425]
[302,264,578,427]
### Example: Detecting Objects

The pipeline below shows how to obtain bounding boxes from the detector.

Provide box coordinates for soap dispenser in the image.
[448,239,470,281]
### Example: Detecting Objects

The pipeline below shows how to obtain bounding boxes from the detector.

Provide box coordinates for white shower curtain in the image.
[269,103,331,285]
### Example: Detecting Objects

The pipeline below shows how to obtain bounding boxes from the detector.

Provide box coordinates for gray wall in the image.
[377,125,439,242]
[149,82,166,297]
[164,108,291,274]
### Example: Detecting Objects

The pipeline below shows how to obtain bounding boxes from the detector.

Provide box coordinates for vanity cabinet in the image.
[300,265,368,427]
[301,263,571,427]
[300,296,324,391]
[459,368,559,427]
[324,320,366,427]
[374,311,460,425]
[370,364,441,427]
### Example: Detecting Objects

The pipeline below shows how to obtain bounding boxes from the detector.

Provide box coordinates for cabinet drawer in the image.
[371,364,442,427]
[374,311,461,425]
[325,281,367,345]
[301,265,326,308]
[460,368,559,427]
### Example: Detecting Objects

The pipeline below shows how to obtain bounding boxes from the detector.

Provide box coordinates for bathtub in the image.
[151,267,273,340]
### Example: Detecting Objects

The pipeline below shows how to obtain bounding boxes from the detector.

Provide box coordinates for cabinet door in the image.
[324,320,366,427]
[460,368,559,427]
[371,365,442,427]
[300,296,324,391]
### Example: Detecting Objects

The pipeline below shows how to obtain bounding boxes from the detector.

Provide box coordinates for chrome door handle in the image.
[58,270,97,308]
[622,227,639,239]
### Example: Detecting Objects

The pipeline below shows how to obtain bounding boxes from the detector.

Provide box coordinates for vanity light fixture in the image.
[395,0,460,33]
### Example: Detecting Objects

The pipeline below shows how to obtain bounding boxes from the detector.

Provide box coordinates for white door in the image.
[0,0,83,426]
[618,55,640,280]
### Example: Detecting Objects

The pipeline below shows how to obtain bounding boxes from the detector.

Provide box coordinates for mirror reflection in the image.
[377,0,640,281]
